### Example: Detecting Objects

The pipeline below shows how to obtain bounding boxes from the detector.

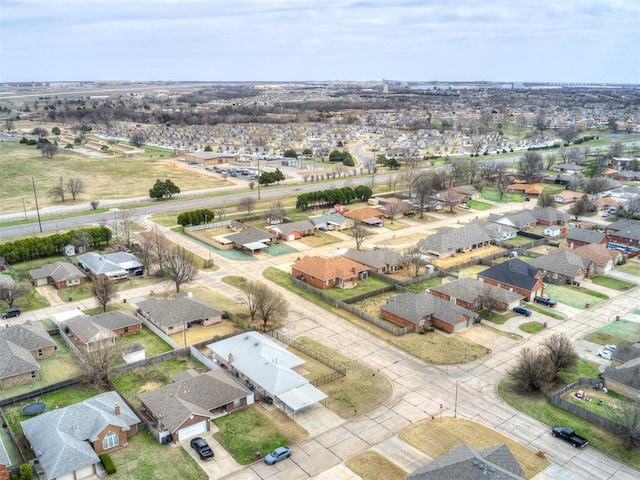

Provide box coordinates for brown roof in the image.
[573,244,620,267]
[292,256,369,280]
[343,207,384,221]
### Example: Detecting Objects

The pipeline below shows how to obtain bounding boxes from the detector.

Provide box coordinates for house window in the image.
[123,326,129,333]
[233,399,242,408]
[103,431,119,450]
[30,371,37,379]
[37,349,43,357]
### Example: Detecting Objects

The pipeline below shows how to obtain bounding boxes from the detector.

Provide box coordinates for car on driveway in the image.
[512,306,532,317]
[534,296,557,307]
[459,203,470,209]
[190,437,214,460]
[597,349,613,360]
[1,308,21,319]
[604,344,617,352]
[264,446,291,465]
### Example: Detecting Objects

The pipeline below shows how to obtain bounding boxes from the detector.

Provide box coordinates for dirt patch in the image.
[400,417,548,479]
[346,451,407,480]
[352,291,397,316]
[168,321,244,345]
[139,381,163,392]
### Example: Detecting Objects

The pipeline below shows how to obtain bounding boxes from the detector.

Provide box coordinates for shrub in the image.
[100,453,116,474]
[20,464,33,480]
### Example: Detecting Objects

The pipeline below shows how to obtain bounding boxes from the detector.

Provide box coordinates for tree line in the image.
[295,185,373,211]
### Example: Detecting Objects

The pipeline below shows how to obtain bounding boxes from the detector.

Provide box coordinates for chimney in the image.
[228,353,234,364]
[114,403,121,415]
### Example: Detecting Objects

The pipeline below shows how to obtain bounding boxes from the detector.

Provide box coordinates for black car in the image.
[1,308,21,319]
[190,437,214,460]
[534,296,557,307]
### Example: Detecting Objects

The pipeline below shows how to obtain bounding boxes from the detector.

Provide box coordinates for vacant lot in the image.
[0,139,226,213]
[346,451,407,480]
[400,417,549,479]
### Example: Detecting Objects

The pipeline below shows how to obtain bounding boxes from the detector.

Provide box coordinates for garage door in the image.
[36,278,47,286]
[75,465,96,479]
[178,420,207,442]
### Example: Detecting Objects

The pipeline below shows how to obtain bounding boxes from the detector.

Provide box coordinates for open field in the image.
[0,139,227,213]
[346,451,407,480]
[400,417,549,479]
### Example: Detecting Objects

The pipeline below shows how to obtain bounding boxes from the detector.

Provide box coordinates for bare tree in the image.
[117,210,137,247]
[130,132,147,147]
[543,333,578,381]
[400,167,420,198]
[442,189,463,213]
[405,251,427,277]
[238,278,265,321]
[568,199,588,221]
[81,340,121,387]
[448,158,471,188]
[65,177,85,201]
[152,227,170,272]
[612,400,640,449]
[384,200,401,224]
[238,197,256,215]
[509,347,552,392]
[537,191,557,208]
[0,281,29,308]
[49,176,66,202]
[519,152,544,183]
[479,284,501,320]
[559,126,580,145]
[348,223,373,251]
[90,200,101,210]
[267,199,286,224]
[583,177,610,195]
[92,276,118,312]
[609,141,625,160]
[5,117,15,132]
[256,288,289,332]
[413,173,435,219]
[162,246,199,293]
[545,153,557,171]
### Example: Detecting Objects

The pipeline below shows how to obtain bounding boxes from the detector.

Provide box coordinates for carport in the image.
[277,383,328,420]
[241,241,270,253]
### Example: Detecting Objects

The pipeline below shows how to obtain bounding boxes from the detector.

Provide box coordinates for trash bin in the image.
[68,296,73,302]
[585,302,590,309]
[123,298,127,303]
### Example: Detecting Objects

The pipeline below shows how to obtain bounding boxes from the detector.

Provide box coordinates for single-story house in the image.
[0,321,57,390]
[341,248,406,274]
[406,443,525,480]
[208,332,327,419]
[573,243,622,274]
[429,278,522,313]
[507,183,544,199]
[477,258,545,301]
[565,228,608,248]
[472,220,518,243]
[605,219,640,247]
[417,224,491,259]
[136,294,222,335]
[139,369,253,443]
[487,211,537,231]
[21,392,140,480]
[291,256,369,289]
[268,220,315,241]
[603,344,640,399]
[376,198,414,219]
[555,163,585,174]
[308,213,354,231]
[65,311,142,352]
[343,207,385,227]
[380,292,478,333]
[101,252,145,277]
[224,227,277,253]
[529,249,593,285]
[553,190,584,204]
[530,206,570,226]
[76,252,128,280]
[29,261,86,289]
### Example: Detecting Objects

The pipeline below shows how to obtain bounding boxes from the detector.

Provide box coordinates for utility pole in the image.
[32,177,43,233]
[22,197,28,221]
[257,156,261,200]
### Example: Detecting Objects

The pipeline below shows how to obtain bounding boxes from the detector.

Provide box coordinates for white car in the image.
[604,344,617,352]
[459,203,470,210]
[597,350,613,360]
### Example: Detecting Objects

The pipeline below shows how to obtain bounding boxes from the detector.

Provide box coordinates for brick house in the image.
[341,248,407,274]
[530,206,570,227]
[605,219,640,247]
[291,256,369,289]
[66,311,142,352]
[429,278,522,313]
[565,228,608,248]
[477,258,545,301]
[417,224,491,259]
[29,261,86,288]
[136,294,222,335]
[529,249,593,285]
[21,392,140,480]
[343,207,385,227]
[268,219,315,241]
[0,321,57,390]
[602,344,640,399]
[380,292,477,333]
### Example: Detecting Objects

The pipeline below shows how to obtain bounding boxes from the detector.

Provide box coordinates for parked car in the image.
[512,306,532,317]
[534,296,557,307]
[604,344,617,352]
[264,446,291,465]
[459,203,470,209]
[190,437,214,461]
[551,426,588,448]
[1,308,21,319]
[597,349,613,360]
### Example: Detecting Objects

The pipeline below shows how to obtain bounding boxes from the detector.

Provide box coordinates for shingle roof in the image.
[429,278,522,305]
[139,370,249,433]
[342,248,405,270]
[225,227,276,246]
[308,213,350,226]
[603,357,640,391]
[29,262,86,283]
[566,228,606,244]
[472,220,517,240]
[292,256,370,280]
[611,343,640,364]
[380,292,474,326]
[530,206,570,223]
[0,320,56,352]
[91,310,141,331]
[477,258,541,291]
[573,243,618,267]
[343,207,384,221]
[406,443,525,480]
[136,296,221,328]
[0,337,40,380]
[490,210,537,229]
[529,249,591,277]
[417,224,490,255]
[21,392,140,480]
[268,220,315,236]
[66,316,116,345]
[77,252,128,277]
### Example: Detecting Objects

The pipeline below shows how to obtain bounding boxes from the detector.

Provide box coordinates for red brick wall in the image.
[478,277,542,301]
[380,310,419,332]
[291,268,335,289]
[31,345,56,360]
[113,324,142,336]
[92,423,137,454]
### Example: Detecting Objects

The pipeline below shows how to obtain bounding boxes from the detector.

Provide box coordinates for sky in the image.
[1,0,639,84]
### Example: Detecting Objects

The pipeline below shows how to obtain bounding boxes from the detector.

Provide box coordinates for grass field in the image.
[346,451,407,480]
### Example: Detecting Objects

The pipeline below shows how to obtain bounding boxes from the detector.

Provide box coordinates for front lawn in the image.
[615,261,640,277]
[346,451,407,480]
[526,303,567,320]
[519,321,545,334]
[589,275,637,291]
[583,319,640,347]
[479,309,512,325]
[109,431,207,480]
[542,284,608,309]
[466,199,492,210]
[213,404,307,464]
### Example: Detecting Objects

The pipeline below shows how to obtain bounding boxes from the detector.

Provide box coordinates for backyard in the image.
[117,326,174,359]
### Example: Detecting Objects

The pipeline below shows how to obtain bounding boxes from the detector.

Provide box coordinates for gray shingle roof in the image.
[139,370,249,433]
[225,227,276,245]
[603,357,640,391]
[530,206,570,223]
[418,224,490,255]
[489,210,537,229]
[66,316,116,345]
[0,337,40,380]
[429,278,522,305]
[0,319,56,378]
[308,213,350,226]
[29,262,86,283]
[21,391,140,480]
[529,249,591,277]
[477,258,541,291]
[566,228,606,244]
[406,443,525,480]
[136,296,221,328]
[381,292,474,326]
[269,219,315,236]
[612,344,640,364]
[342,248,405,270]
[77,252,128,277]
[91,310,141,331]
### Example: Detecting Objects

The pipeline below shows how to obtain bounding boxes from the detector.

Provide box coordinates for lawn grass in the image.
[323,276,392,301]
[519,321,545,334]
[498,376,640,469]
[405,276,443,293]
[583,320,640,347]
[590,275,637,291]
[526,303,567,320]
[213,404,307,464]
[262,267,488,365]
[479,309,512,325]
[346,451,407,480]
[109,431,207,480]
[542,284,608,309]
[116,326,173,359]
[615,261,640,277]
[466,199,492,210]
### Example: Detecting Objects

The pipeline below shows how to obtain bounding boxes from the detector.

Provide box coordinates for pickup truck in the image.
[534,296,557,307]
[551,426,589,448]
